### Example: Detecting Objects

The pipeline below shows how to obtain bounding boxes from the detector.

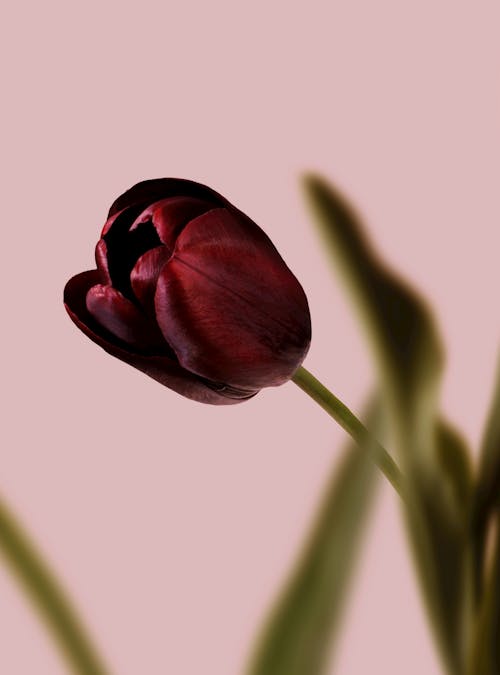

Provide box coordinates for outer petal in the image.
[154,209,311,389]
[107,178,228,218]
[64,271,254,404]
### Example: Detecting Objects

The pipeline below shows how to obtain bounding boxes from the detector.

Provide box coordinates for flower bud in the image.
[64,178,311,404]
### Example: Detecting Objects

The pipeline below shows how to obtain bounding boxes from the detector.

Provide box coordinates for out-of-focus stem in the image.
[0,496,110,675]
[292,366,403,496]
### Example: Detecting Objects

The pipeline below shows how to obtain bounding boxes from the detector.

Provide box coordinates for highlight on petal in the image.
[94,239,111,283]
[101,207,127,237]
[130,197,214,251]
[130,246,170,312]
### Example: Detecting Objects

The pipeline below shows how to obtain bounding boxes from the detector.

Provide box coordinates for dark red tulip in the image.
[64,179,311,404]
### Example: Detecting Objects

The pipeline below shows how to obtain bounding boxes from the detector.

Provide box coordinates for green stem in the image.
[0,496,110,675]
[292,366,403,496]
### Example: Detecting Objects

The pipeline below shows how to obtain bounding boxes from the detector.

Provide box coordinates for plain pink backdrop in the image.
[2,1,500,673]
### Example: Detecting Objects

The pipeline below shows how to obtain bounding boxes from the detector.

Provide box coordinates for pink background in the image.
[2,1,500,673]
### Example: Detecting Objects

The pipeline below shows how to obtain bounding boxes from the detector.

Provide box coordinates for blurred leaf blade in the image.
[303,174,472,674]
[246,404,381,675]
[302,174,443,422]
[471,354,500,602]
[436,420,473,518]
[467,514,500,675]
[0,495,110,675]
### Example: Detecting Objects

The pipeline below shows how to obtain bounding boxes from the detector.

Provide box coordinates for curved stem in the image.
[0,496,110,675]
[292,366,403,497]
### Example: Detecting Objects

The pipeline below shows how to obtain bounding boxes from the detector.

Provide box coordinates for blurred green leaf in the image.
[471,354,500,602]
[467,513,500,675]
[436,421,472,517]
[246,404,381,675]
[0,495,109,675]
[303,174,442,425]
[303,175,472,674]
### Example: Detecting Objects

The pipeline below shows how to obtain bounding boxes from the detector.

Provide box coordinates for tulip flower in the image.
[64,178,311,403]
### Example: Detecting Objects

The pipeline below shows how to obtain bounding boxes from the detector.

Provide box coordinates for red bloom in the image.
[64,179,311,404]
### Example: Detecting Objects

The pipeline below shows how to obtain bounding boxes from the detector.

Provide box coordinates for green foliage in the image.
[0,496,109,675]
[247,405,381,675]
[471,356,500,600]
[467,358,500,674]
[303,175,473,675]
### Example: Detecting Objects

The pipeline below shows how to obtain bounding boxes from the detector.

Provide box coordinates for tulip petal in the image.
[86,284,165,351]
[101,207,127,237]
[64,271,253,404]
[130,246,170,312]
[155,208,311,389]
[101,206,162,298]
[102,181,232,298]
[107,178,227,219]
[130,197,214,251]
[94,239,111,283]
